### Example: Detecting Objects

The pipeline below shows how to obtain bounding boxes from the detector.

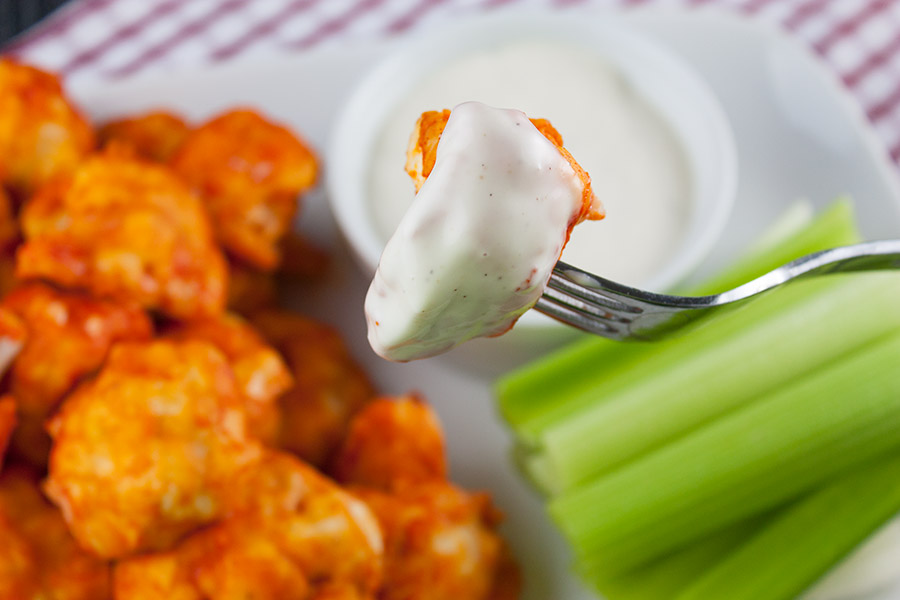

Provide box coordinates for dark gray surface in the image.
[1,0,73,47]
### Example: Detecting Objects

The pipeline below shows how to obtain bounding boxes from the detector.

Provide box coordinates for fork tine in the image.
[545,269,643,318]
[534,295,625,339]
[540,285,634,324]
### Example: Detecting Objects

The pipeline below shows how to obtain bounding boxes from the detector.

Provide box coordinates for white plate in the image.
[69,7,900,600]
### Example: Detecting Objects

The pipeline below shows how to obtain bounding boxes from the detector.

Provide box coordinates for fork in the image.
[535,239,900,341]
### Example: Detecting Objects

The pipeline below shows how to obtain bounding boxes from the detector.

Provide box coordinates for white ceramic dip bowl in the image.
[327,9,737,341]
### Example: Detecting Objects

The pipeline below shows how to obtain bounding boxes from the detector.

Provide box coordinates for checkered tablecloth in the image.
[4,0,900,167]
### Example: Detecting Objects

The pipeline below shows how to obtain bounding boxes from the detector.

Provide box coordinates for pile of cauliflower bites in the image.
[0,58,520,600]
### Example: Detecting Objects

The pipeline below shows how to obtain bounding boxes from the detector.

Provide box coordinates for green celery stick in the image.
[511,275,841,447]
[548,331,900,576]
[674,454,900,600]
[496,199,859,438]
[587,513,773,600]
[539,270,900,492]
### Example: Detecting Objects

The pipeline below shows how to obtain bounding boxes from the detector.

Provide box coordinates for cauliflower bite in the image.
[114,518,312,600]
[406,107,603,224]
[250,310,375,467]
[45,340,261,558]
[0,59,95,200]
[170,109,318,270]
[332,395,446,490]
[0,395,15,468]
[16,148,228,320]
[98,111,191,163]
[335,395,520,599]
[0,510,39,599]
[354,483,518,600]
[0,466,111,599]
[367,103,604,361]
[2,282,152,466]
[166,313,293,444]
[114,451,383,599]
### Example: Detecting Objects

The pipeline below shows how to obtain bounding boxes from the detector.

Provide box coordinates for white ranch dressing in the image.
[368,40,691,289]
[365,102,587,361]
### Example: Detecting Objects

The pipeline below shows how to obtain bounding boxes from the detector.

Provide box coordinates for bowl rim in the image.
[327,7,738,328]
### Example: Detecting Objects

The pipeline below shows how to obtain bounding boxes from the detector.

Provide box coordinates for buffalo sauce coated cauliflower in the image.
[250,310,375,467]
[331,394,446,491]
[98,111,191,163]
[113,450,383,599]
[0,466,111,599]
[16,148,228,320]
[334,397,521,600]
[2,282,152,466]
[166,313,293,445]
[353,483,515,600]
[44,339,261,558]
[0,59,94,200]
[170,109,318,270]
[406,108,601,223]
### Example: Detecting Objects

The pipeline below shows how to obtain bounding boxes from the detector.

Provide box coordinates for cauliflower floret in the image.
[354,483,517,600]
[0,466,111,599]
[336,396,521,600]
[45,339,261,558]
[170,109,318,270]
[2,282,152,466]
[406,108,601,223]
[0,59,94,200]
[98,111,190,163]
[16,148,228,320]
[250,310,375,467]
[166,313,293,445]
[114,451,383,599]
[331,395,446,491]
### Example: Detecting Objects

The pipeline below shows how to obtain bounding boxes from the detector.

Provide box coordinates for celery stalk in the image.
[587,514,772,600]
[496,199,860,438]
[548,331,900,576]
[511,276,840,447]
[538,271,900,492]
[674,454,900,600]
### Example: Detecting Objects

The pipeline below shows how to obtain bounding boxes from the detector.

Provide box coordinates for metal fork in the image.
[535,239,900,341]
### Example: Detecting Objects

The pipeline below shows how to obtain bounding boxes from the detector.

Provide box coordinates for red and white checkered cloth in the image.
[5,0,900,167]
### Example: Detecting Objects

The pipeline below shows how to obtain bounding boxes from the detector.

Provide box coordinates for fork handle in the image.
[718,239,900,304]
